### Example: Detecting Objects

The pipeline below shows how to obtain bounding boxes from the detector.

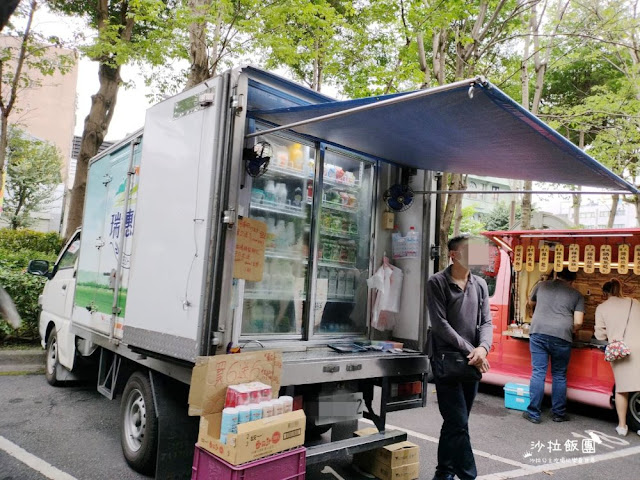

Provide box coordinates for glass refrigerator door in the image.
[314,148,374,335]
[240,132,314,336]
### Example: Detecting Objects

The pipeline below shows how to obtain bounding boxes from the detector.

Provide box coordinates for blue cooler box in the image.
[504,383,530,411]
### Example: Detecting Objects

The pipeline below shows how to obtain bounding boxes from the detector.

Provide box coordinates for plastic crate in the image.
[192,445,306,480]
[504,382,530,411]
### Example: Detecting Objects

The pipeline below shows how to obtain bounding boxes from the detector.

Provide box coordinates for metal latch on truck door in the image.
[222,209,237,228]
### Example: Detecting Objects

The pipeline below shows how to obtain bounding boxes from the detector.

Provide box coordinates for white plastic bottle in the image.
[405,226,419,258]
[328,268,337,296]
[264,180,276,204]
[336,270,346,297]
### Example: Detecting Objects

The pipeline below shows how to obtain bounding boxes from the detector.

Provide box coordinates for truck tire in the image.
[44,329,60,386]
[628,391,640,432]
[120,371,158,475]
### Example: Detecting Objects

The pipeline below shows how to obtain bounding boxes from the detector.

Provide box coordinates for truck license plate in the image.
[317,392,364,425]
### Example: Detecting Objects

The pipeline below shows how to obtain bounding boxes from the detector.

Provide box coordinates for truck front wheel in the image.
[44,329,60,386]
[628,391,640,432]
[120,371,158,475]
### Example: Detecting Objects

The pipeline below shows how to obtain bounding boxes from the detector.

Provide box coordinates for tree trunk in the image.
[607,194,619,228]
[64,64,121,237]
[572,187,581,226]
[521,180,532,229]
[572,131,584,226]
[635,196,640,227]
[185,0,210,89]
[0,0,36,202]
[439,173,465,270]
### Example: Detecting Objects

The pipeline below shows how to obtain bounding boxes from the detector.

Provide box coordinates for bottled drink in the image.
[406,226,419,258]
[337,270,346,297]
[328,268,337,296]
[275,220,287,249]
[264,180,276,204]
[275,183,288,206]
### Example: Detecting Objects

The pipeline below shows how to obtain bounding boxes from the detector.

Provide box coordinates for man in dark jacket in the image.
[427,235,493,480]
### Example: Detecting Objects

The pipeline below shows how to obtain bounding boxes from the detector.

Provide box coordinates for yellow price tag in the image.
[514,245,523,272]
[600,245,612,274]
[554,244,564,272]
[539,245,549,272]
[634,245,640,275]
[526,245,536,272]
[568,244,579,272]
[584,245,595,274]
[618,244,629,274]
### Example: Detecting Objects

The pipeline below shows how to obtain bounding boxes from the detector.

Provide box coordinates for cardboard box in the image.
[188,350,283,416]
[371,461,419,480]
[188,350,304,465]
[198,409,306,465]
[353,428,420,479]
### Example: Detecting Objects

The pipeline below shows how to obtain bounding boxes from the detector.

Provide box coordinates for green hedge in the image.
[0,229,63,255]
[0,229,63,342]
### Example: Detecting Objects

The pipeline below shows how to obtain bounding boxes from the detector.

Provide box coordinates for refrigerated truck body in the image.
[31,66,637,478]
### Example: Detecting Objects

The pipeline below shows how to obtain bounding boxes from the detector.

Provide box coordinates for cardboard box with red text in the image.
[198,409,306,465]
[188,350,305,464]
[188,350,283,417]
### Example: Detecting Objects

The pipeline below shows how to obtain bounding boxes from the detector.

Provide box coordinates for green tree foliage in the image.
[1,128,63,230]
[48,0,179,237]
[0,229,61,341]
[481,202,522,231]
[0,1,74,210]
[449,206,485,236]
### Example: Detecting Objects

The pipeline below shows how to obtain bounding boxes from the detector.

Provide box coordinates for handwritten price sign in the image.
[233,217,267,281]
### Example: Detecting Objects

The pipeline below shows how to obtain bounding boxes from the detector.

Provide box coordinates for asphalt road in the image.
[1,374,639,480]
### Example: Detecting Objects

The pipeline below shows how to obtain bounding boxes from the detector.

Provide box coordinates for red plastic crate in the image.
[191,445,306,480]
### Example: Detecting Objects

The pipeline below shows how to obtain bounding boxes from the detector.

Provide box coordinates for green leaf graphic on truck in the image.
[74,142,141,337]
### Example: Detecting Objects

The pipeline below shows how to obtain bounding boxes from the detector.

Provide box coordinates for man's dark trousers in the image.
[434,379,479,480]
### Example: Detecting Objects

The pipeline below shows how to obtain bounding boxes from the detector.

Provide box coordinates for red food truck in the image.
[477,228,640,431]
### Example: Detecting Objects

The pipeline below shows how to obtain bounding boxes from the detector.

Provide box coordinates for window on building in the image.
[491,185,499,201]
[468,181,478,199]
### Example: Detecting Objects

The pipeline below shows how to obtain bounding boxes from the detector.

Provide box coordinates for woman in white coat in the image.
[595,279,640,437]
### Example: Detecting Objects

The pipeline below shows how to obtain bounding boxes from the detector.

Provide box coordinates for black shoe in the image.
[552,414,570,422]
[431,474,455,480]
[522,411,541,424]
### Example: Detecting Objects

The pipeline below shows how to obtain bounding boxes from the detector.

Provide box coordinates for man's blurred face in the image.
[450,239,490,269]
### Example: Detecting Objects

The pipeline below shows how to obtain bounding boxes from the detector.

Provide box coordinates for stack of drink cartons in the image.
[188,350,306,467]
[353,428,420,480]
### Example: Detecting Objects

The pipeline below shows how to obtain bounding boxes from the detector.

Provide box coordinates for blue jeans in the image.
[434,379,479,480]
[527,333,572,419]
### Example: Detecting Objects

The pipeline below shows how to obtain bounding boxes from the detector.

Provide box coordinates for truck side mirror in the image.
[27,260,50,278]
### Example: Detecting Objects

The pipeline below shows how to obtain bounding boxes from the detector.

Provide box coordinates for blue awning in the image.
[250,79,637,193]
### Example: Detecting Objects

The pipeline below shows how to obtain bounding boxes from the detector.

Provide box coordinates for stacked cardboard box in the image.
[354,428,420,480]
[188,350,306,465]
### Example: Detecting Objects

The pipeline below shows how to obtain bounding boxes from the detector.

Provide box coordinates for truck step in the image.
[305,429,408,465]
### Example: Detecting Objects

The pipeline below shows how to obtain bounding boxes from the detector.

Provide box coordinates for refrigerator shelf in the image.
[264,249,308,262]
[320,229,359,240]
[250,202,306,218]
[321,201,358,214]
[264,164,308,180]
[322,176,360,191]
[318,260,357,269]
[326,296,356,303]
[244,290,306,301]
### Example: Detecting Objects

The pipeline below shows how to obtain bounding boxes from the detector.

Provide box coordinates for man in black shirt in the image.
[426,235,493,480]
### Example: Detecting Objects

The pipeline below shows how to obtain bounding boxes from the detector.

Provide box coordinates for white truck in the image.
[28,66,635,478]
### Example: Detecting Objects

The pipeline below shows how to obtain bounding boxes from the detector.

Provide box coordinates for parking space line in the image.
[359,419,532,469]
[477,444,640,479]
[0,435,78,480]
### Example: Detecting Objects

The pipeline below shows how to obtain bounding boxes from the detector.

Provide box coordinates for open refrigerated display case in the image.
[315,147,374,335]
[240,132,314,336]
[239,126,375,340]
